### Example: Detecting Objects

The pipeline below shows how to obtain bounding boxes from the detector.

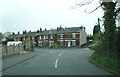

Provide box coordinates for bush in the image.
[2,41,7,45]
[54,43,58,47]
[7,38,14,41]
[91,52,119,71]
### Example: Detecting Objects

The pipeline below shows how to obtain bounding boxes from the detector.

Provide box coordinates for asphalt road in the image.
[3,48,112,75]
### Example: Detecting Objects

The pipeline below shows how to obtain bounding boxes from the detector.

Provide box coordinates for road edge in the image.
[2,55,37,71]
[88,56,119,76]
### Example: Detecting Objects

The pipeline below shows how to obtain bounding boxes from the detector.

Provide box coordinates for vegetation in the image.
[91,52,119,71]
[92,2,120,73]
[86,36,94,42]
[7,38,14,41]
[76,1,120,73]
[0,32,4,39]
[54,43,63,48]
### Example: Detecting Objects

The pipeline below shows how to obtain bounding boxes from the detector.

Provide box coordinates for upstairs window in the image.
[51,35,53,39]
[32,36,34,39]
[29,37,30,40]
[44,35,46,39]
[39,36,41,40]
[60,34,63,39]
[72,33,76,39]
[46,35,48,39]
[23,37,25,40]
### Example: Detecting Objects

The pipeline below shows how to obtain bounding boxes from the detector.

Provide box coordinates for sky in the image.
[0,0,103,35]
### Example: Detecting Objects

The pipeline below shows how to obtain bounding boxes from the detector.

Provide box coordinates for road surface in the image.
[2,48,112,75]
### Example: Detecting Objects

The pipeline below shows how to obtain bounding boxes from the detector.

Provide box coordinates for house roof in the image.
[57,27,81,34]
[36,27,83,36]
[22,31,38,37]
[8,27,84,38]
[8,34,23,38]
[36,30,58,36]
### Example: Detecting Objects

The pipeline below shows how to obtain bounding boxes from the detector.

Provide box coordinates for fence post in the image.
[13,45,15,55]
[6,45,7,55]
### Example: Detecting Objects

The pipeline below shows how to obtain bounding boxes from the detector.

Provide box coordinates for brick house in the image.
[57,26,87,47]
[8,32,23,41]
[22,31,38,43]
[35,28,57,46]
[7,26,87,47]
[35,26,87,47]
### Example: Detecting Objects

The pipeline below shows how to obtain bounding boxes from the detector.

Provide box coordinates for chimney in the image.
[40,28,42,32]
[57,27,60,31]
[12,32,15,36]
[84,27,85,31]
[23,31,25,35]
[80,25,83,29]
[60,25,62,29]
[18,32,19,34]
[25,30,27,33]
[45,28,46,31]
[37,30,39,33]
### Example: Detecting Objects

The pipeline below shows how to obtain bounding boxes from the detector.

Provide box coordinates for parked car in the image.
[87,44,97,50]
[7,41,22,46]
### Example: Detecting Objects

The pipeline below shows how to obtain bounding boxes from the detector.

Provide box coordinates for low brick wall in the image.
[2,45,23,57]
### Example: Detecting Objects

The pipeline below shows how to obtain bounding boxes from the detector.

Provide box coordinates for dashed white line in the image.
[59,53,62,56]
[50,52,53,53]
[55,59,58,69]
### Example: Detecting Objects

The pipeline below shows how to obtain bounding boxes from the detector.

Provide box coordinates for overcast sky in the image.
[0,0,103,35]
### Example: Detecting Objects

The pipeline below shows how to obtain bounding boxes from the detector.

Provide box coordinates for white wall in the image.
[79,30,87,46]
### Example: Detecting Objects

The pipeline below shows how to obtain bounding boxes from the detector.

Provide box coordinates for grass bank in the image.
[90,53,119,74]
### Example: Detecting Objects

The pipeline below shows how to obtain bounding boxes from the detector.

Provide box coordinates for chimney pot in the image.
[40,28,42,32]
[45,28,46,31]
[12,32,15,36]
[37,30,39,33]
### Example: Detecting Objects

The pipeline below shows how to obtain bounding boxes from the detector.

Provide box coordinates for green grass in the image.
[91,53,119,71]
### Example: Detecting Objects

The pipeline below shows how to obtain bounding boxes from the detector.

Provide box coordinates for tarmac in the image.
[2,51,37,71]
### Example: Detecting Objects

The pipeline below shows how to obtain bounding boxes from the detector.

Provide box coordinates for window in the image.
[51,35,53,39]
[43,41,46,46]
[49,41,54,46]
[39,36,41,40]
[32,36,34,39]
[60,34,63,39]
[38,41,42,46]
[18,38,19,41]
[72,41,76,46]
[24,37,25,40]
[72,33,76,39]
[44,35,46,39]
[29,37,30,40]
[46,35,48,39]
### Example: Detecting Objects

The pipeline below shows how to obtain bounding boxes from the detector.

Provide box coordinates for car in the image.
[87,44,97,50]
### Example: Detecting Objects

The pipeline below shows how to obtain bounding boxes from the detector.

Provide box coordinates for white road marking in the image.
[59,53,62,56]
[50,52,53,53]
[55,59,58,69]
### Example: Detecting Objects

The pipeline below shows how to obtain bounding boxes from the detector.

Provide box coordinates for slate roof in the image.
[8,27,83,38]
[57,27,81,34]
[36,30,58,36]
[36,27,82,36]
[8,34,23,38]
[23,31,38,37]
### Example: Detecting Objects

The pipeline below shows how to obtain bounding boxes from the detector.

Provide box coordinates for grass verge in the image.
[90,52,119,75]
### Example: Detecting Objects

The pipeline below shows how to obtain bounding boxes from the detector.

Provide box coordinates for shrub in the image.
[7,38,14,41]
[2,41,7,45]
